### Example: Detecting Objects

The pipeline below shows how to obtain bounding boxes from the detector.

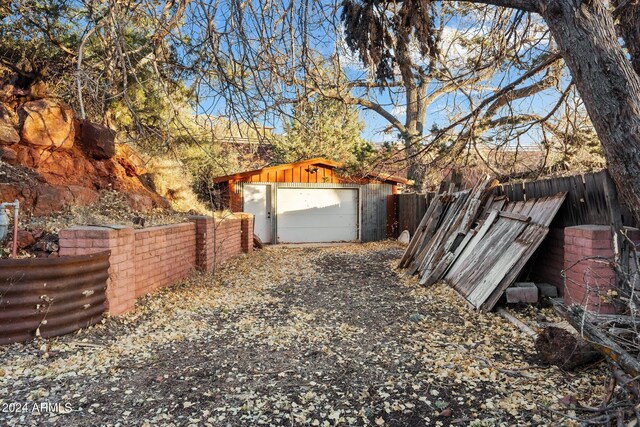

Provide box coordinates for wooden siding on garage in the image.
[246,164,343,184]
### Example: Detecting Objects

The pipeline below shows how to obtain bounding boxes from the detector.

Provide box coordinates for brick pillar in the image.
[229,180,242,212]
[564,225,618,314]
[189,215,216,272]
[59,225,136,315]
[237,212,254,253]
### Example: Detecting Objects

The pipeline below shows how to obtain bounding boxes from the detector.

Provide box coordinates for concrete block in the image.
[535,282,559,298]
[506,282,539,304]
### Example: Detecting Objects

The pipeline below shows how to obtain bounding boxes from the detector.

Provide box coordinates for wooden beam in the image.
[498,211,532,222]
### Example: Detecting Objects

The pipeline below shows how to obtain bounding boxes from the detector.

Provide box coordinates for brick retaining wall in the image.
[134,223,196,298]
[563,225,640,314]
[530,225,640,314]
[59,213,254,315]
[214,216,242,265]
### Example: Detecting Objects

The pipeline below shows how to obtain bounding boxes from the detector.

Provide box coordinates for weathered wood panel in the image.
[496,170,637,227]
[395,194,428,236]
[444,194,567,311]
[392,193,440,238]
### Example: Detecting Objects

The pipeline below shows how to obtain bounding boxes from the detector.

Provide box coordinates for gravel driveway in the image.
[0,242,606,426]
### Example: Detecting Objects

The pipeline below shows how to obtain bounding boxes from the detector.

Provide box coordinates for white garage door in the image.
[276,188,358,243]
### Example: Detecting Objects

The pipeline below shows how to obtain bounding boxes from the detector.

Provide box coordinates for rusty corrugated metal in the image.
[0,251,110,345]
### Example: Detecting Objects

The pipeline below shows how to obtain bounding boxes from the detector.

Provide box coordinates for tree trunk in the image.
[535,326,602,370]
[613,0,640,77]
[406,135,427,190]
[541,0,640,221]
[404,79,429,190]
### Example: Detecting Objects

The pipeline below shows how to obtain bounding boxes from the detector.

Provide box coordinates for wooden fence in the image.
[495,170,637,227]
[390,170,637,237]
[388,193,434,237]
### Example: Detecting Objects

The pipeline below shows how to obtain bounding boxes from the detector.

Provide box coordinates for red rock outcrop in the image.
[19,99,75,150]
[0,90,169,216]
[0,105,19,145]
[75,119,116,160]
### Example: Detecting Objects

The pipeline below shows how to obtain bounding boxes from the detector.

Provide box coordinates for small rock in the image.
[33,241,47,251]
[409,313,425,323]
[397,230,411,245]
[253,234,264,249]
[132,216,146,227]
[559,394,578,407]
[34,241,59,252]
[0,146,18,164]
[31,228,44,240]
[439,408,452,417]
[16,230,35,249]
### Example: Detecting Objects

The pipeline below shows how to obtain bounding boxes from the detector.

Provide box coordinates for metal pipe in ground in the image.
[11,200,18,259]
[0,200,20,259]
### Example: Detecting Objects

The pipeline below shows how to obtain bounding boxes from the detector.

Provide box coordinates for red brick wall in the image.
[59,226,136,315]
[133,223,195,298]
[564,225,640,314]
[530,227,565,292]
[189,214,252,271]
[238,213,254,254]
[59,213,254,316]
[190,215,216,272]
[214,215,242,265]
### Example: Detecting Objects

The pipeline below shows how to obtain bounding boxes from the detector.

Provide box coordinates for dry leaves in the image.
[0,242,606,426]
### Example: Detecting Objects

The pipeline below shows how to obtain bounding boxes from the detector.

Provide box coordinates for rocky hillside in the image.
[0,85,169,216]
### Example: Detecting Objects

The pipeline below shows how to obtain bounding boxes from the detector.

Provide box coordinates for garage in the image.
[276,188,358,243]
[211,158,410,244]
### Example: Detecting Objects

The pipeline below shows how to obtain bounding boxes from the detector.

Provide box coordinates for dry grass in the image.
[23,190,194,235]
[144,157,214,216]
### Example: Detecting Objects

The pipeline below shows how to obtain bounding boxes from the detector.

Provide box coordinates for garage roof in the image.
[211,158,412,185]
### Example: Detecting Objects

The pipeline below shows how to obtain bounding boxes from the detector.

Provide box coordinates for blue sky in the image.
[173,0,565,149]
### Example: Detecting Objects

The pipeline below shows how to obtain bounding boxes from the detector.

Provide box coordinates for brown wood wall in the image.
[244,165,342,184]
[389,193,432,237]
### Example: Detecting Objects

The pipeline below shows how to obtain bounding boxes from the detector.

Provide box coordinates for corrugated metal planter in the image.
[0,251,110,345]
